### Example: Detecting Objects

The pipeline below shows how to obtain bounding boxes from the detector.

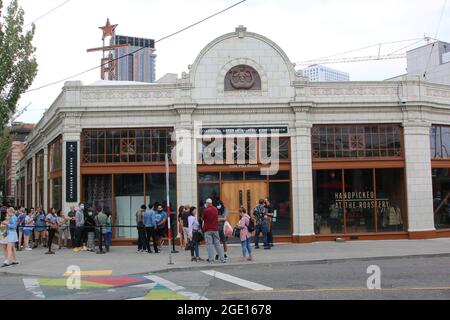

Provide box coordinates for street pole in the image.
[165,154,174,265]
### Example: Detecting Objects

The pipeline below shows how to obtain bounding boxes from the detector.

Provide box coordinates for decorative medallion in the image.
[225,65,261,91]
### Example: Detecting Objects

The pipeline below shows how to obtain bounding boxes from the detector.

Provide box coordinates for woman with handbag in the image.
[2,208,19,267]
[45,208,59,255]
[1,213,9,263]
[237,207,253,262]
[188,207,204,262]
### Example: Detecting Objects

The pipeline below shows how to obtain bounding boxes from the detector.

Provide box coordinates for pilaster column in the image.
[43,148,49,211]
[173,104,198,207]
[291,105,315,242]
[24,161,28,208]
[403,120,435,234]
[31,155,36,208]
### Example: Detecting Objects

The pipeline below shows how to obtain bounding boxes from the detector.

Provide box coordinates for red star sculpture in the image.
[99,18,118,40]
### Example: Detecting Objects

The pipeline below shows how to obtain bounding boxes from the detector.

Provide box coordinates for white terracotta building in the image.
[16,26,450,243]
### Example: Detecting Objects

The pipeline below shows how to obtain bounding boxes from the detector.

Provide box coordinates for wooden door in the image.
[244,181,269,215]
[221,182,245,228]
[221,181,269,228]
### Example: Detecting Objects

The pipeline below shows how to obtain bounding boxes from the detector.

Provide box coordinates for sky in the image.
[4,0,450,124]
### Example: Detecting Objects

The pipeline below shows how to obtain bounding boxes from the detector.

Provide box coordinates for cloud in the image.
[9,0,449,123]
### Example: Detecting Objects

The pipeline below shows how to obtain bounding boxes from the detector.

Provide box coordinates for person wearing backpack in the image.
[253,199,270,250]
[237,207,253,262]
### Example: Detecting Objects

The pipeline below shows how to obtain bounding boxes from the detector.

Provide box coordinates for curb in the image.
[133,252,450,275]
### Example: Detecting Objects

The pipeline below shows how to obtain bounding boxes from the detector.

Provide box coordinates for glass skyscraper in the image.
[111,35,156,83]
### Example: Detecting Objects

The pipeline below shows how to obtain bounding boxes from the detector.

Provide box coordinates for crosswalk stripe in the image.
[143,275,209,300]
[201,270,273,291]
[23,279,46,299]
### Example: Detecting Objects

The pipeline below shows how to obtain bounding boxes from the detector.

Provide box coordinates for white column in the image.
[291,105,315,241]
[24,162,28,208]
[174,124,198,207]
[43,148,49,211]
[62,132,81,213]
[291,124,315,240]
[173,105,198,208]
[403,121,435,232]
[31,156,36,208]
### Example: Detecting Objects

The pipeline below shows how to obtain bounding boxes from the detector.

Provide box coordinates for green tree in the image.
[0,0,38,129]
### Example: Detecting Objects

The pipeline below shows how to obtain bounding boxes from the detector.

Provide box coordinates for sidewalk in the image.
[2,238,450,278]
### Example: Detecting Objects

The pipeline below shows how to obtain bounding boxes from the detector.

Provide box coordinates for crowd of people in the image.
[0,203,115,268]
[174,197,275,264]
[0,196,275,267]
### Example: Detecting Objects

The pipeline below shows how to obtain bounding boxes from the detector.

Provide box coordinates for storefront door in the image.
[221,181,269,227]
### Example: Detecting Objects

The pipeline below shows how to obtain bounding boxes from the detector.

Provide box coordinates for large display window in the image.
[312,124,403,160]
[81,128,174,164]
[431,125,450,158]
[83,173,177,239]
[432,168,450,229]
[313,168,406,235]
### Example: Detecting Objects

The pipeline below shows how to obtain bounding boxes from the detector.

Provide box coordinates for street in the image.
[2,256,450,300]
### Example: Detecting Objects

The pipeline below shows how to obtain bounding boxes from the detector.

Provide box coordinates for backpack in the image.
[247,217,255,233]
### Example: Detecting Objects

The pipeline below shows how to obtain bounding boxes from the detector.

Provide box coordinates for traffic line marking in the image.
[145,275,209,300]
[23,279,46,299]
[209,286,450,296]
[201,270,273,292]
[63,270,113,277]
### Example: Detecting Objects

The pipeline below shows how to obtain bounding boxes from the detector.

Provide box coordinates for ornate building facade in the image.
[17,26,450,243]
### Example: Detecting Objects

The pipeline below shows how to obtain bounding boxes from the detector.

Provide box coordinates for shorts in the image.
[23,229,33,237]
[182,227,189,242]
[219,227,228,242]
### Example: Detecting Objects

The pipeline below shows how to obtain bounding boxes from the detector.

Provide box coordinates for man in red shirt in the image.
[202,199,226,263]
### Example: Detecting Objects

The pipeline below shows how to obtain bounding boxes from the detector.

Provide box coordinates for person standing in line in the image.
[177,206,186,249]
[57,210,69,249]
[254,199,270,250]
[45,209,58,255]
[202,199,226,264]
[0,212,8,264]
[237,207,253,262]
[105,212,113,252]
[16,207,27,251]
[264,198,274,248]
[95,208,108,254]
[144,203,158,254]
[84,206,96,252]
[33,208,47,248]
[1,208,19,267]
[73,203,86,253]
[0,204,7,222]
[188,207,204,262]
[216,200,229,260]
[180,206,191,251]
[136,205,147,253]
[23,210,34,251]
[67,205,77,248]
[153,204,167,252]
